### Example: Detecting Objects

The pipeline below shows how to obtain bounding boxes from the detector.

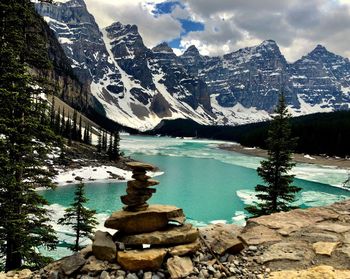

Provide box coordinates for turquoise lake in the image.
[39,135,350,257]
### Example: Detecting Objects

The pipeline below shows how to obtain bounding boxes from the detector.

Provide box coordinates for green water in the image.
[41,136,350,225]
[39,135,350,258]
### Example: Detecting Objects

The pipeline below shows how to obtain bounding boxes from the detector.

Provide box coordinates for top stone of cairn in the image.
[126,162,156,171]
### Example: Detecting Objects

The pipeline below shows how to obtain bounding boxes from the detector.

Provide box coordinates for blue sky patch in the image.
[167,37,181,48]
[152,1,205,49]
[179,19,204,35]
[153,1,183,16]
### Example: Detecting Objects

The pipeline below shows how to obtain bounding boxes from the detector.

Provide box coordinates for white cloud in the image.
[84,0,350,61]
[84,0,183,47]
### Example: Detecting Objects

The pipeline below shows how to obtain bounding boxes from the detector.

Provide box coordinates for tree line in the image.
[0,0,120,271]
[149,110,350,157]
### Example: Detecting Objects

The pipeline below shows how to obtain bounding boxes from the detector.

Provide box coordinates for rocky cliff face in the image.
[36,0,350,130]
[30,3,91,110]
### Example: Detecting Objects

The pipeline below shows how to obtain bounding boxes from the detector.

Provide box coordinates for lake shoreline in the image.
[218,143,350,169]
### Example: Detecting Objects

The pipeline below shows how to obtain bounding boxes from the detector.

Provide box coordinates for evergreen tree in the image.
[88,125,92,145]
[107,132,113,159]
[0,0,58,270]
[58,183,97,252]
[96,129,102,153]
[50,96,56,129]
[102,130,107,151]
[245,94,301,217]
[65,113,72,145]
[78,116,82,142]
[83,125,91,145]
[61,107,66,135]
[55,106,61,134]
[72,110,78,141]
[112,130,121,161]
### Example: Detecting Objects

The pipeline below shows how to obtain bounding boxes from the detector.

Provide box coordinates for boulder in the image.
[60,253,86,275]
[126,162,156,171]
[312,242,340,256]
[118,224,199,246]
[166,256,193,279]
[92,231,117,262]
[80,244,93,258]
[105,205,185,234]
[200,224,244,255]
[117,248,167,271]
[268,265,350,279]
[168,240,201,256]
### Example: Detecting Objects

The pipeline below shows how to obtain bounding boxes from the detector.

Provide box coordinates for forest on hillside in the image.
[148,110,350,157]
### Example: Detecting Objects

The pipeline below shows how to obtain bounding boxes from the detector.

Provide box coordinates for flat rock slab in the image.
[127,179,159,189]
[105,205,185,234]
[313,241,339,256]
[167,256,193,279]
[259,242,314,264]
[126,162,156,171]
[299,231,340,243]
[312,222,350,233]
[248,207,339,236]
[199,224,244,255]
[117,248,166,271]
[268,265,350,279]
[118,224,198,246]
[239,224,282,246]
[168,240,201,256]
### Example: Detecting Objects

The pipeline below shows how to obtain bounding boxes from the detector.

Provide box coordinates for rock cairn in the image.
[121,162,158,212]
[94,161,200,272]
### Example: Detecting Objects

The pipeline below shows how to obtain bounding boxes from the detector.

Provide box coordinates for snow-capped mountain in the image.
[35,0,350,130]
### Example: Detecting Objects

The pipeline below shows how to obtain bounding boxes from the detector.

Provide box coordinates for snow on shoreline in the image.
[53,166,132,186]
[49,165,163,187]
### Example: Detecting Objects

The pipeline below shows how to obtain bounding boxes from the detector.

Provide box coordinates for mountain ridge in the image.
[35,0,350,131]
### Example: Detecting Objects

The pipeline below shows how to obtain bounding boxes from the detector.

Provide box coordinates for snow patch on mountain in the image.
[288,95,333,116]
[211,94,271,125]
[36,0,350,131]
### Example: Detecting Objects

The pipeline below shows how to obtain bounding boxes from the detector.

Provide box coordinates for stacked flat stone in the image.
[122,162,159,212]
[100,161,200,272]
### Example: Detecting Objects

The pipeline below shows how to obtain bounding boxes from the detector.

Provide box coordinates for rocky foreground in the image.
[2,199,350,279]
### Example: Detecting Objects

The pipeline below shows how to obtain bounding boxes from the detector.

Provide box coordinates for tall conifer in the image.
[78,116,82,142]
[112,131,121,161]
[0,0,58,270]
[55,106,61,134]
[246,94,301,217]
[58,183,97,252]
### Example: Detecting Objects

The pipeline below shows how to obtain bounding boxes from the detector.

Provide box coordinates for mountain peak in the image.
[258,39,280,52]
[183,45,200,57]
[310,44,330,55]
[107,21,139,34]
[152,42,174,54]
[261,39,277,46]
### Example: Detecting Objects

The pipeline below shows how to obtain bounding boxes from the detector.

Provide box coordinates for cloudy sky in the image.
[84,0,350,62]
